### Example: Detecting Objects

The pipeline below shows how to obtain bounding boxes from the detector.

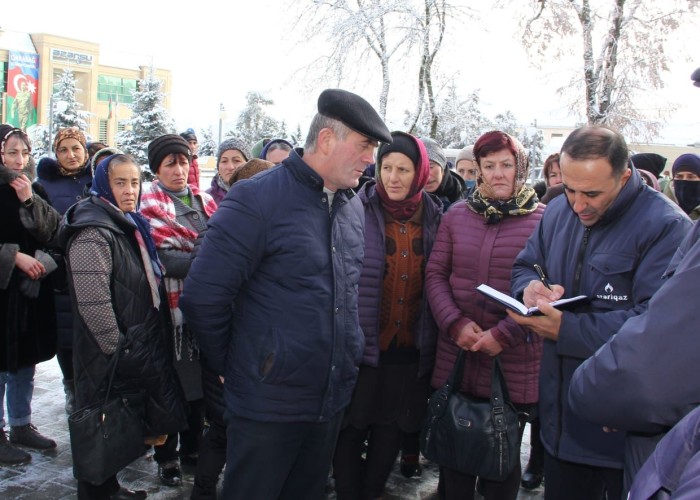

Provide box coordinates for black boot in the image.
[520,457,544,490]
[0,428,31,465]
[63,379,76,415]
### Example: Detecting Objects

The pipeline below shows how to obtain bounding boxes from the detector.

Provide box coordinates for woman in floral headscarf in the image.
[35,127,93,415]
[425,130,545,500]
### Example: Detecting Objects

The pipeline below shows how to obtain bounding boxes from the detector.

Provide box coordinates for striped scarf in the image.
[140,180,217,360]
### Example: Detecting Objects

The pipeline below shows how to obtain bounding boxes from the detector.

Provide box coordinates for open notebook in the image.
[476,284,587,316]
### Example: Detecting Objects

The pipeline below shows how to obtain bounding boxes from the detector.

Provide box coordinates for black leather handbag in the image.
[68,336,146,485]
[420,351,520,481]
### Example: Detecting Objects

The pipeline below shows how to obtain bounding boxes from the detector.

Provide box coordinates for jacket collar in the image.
[283,149,356,200]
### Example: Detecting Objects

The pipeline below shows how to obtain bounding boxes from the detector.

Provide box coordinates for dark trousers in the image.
[222,411,343,500]
[526,418,544,469]
[333,422,404,500]
[191,417,227,499]
[57,346,74,380]
[154,398,204,464]
[77,475,119,500]
[543,451,623,500]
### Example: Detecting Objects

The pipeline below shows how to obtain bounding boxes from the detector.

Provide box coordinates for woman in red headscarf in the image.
[332,131,442,500]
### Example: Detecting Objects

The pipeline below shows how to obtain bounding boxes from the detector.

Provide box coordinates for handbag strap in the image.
[101,335,125,407]
[447,351,513,409]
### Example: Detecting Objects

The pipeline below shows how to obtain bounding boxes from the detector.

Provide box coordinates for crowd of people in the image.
[1,76,700,500]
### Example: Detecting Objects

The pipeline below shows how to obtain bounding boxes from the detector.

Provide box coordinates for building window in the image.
[97,75,137,104]
[99,119,108,143]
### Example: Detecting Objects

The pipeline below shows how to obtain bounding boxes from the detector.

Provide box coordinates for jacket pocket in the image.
[588,253,636,309]
[257,327,325,391]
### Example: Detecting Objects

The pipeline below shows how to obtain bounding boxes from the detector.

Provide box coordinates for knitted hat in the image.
[89,146,123,176]
[53,127,87,153]
[180,128,198,143]
[251,138,271,159]
[455,145,475,165]
[378,133,421,168]
[229,159,274,184]
[217,138,251,169]
[147,134,192,174]
[317,89,392,143]
[630,153,666,179]
[420,137,447,170]
[672,153,700,177]
[260,138,294,161]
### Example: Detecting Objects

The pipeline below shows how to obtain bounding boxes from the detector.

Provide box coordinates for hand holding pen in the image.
[522,264,564,307]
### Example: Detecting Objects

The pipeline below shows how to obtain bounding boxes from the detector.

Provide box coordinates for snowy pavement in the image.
[0,357,544,499]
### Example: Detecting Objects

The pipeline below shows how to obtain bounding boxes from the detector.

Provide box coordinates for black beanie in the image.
[630,153,667,179]
[377,133,420,169]
[148,134,192,174]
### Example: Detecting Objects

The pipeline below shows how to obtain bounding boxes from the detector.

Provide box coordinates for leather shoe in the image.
[158,462,182,487]
[520,466,544,490]
[110,487,147,499]
[399,454,422,478]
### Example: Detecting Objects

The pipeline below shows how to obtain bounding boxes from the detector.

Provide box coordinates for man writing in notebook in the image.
[510,126,690,500]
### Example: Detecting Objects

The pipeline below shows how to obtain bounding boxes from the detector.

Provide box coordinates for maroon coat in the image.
[426,200,544,404]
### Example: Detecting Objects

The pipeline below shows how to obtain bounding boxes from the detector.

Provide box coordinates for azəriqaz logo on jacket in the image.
[596,282,628,302]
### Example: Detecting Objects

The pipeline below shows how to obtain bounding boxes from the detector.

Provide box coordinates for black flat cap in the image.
[318,89,392,144]
[693,67,700,87]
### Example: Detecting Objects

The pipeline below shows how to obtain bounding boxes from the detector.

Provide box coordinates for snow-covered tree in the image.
[405,0,454,136]
[290,124,305,146]
[405,85,498,148]
[518,0,696,140]
[462,90,494,145]
[520,125,545,178]
[198,126,217,157]
[51,68,89,135]
[231,92,283,146]
[116,71,175,170]
[297,0,414,120]
[28,124,51,163]
[492,110,520,137]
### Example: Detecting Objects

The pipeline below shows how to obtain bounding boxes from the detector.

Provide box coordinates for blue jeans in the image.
[0,365,35,428]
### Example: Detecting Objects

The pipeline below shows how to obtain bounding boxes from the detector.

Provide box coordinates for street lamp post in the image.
[218,103,227,147]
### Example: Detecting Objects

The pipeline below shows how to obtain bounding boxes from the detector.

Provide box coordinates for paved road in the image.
[0,358,545,499]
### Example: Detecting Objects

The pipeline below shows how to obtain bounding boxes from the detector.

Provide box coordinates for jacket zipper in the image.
[555,226,590,456]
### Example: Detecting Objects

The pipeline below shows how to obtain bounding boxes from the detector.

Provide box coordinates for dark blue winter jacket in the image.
[628,405,700,499]
[356,181,441,377]
[512,168,691,469]
[36,157,92,215]
[569,221,700,487]
[179,150,365,423]
[36,157,93,348]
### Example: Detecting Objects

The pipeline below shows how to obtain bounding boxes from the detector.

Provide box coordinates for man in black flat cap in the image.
[180,89,391,500]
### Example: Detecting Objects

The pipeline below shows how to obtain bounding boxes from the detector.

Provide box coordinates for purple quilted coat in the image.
[426,200,544,404]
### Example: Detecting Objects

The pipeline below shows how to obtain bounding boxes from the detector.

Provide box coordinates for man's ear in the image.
[316,128,336,156]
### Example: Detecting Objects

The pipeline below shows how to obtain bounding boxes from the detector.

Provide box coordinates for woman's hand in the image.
[470,329,503,356]
[455,321,483,350]
[9,174,33,204]
[15,252,46,280]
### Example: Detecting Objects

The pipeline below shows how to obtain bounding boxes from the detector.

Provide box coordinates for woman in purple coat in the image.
[425,131,544,500]
[333,131,441,500]
[206,138,251,205]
